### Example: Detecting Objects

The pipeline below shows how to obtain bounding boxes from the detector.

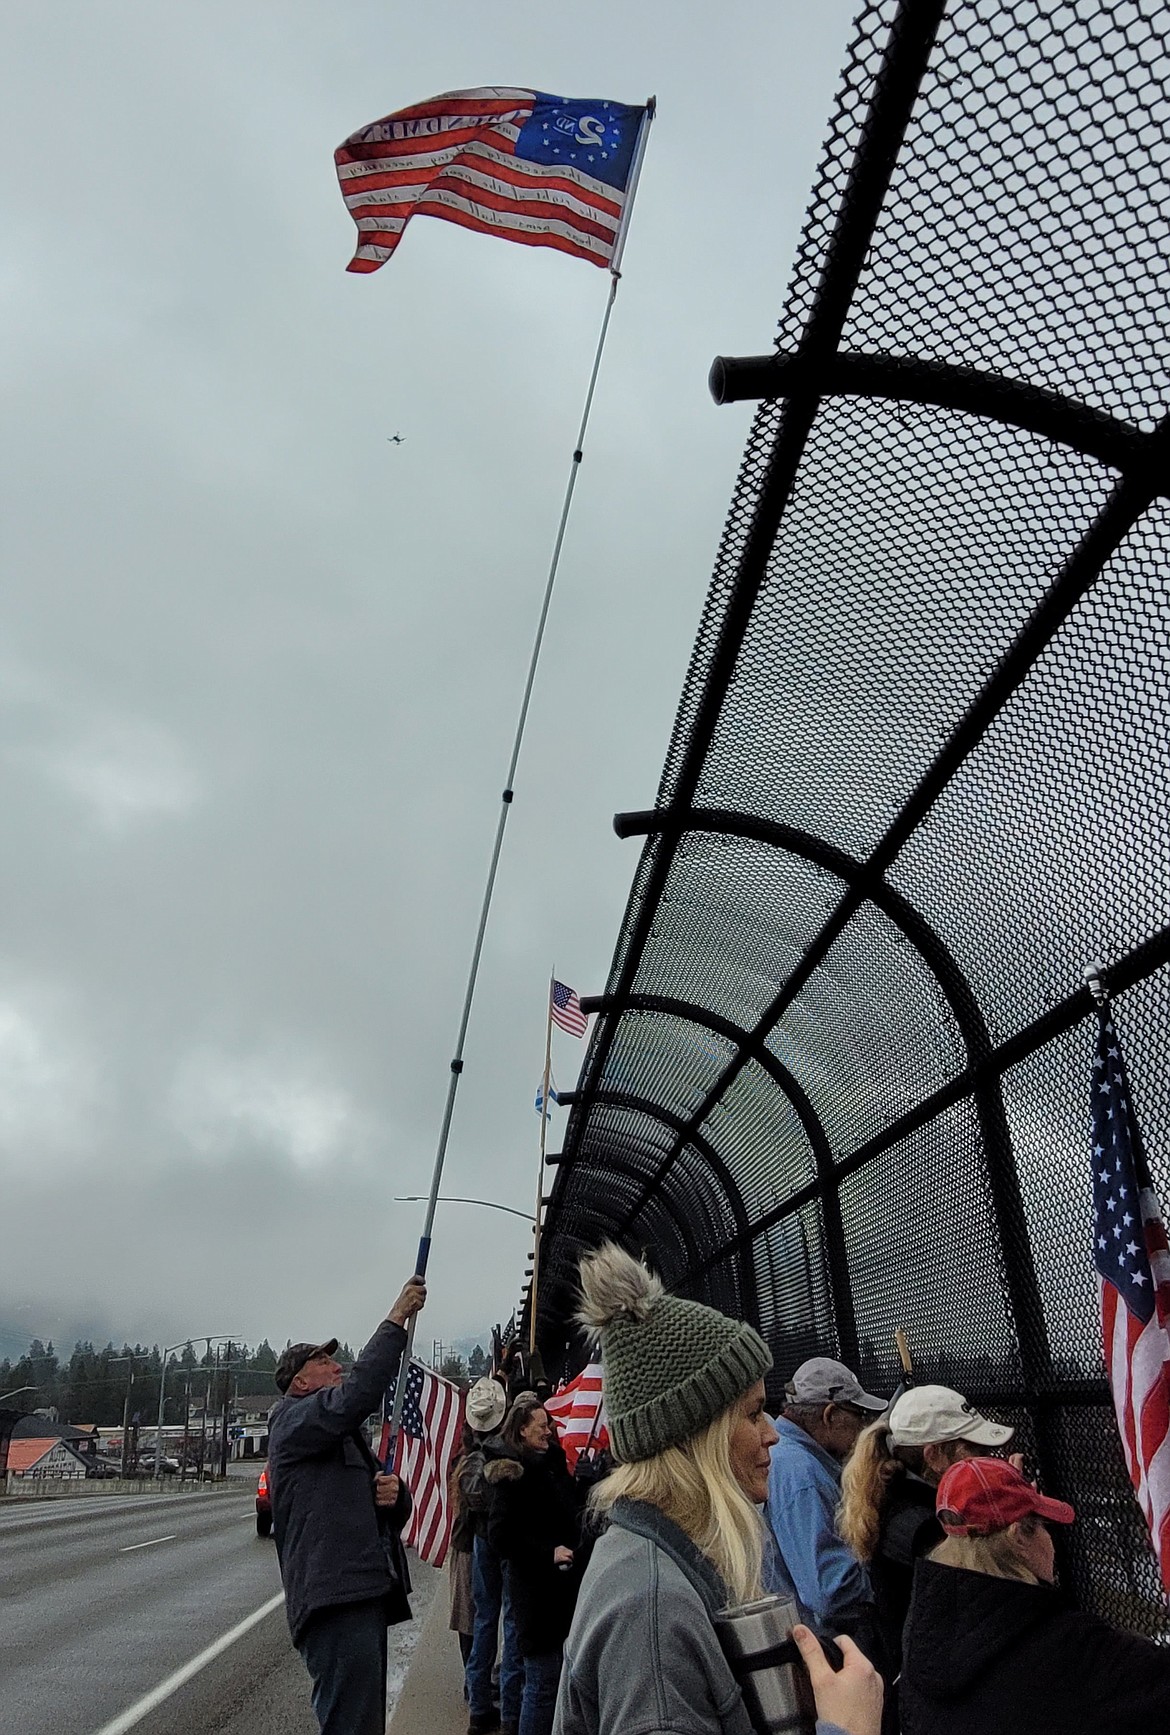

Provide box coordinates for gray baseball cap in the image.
[785,1356,885,1411]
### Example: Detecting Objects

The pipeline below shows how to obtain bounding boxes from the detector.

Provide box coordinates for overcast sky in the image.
[1,2,857,1361]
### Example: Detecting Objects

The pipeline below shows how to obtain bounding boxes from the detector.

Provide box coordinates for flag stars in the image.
[1126,1241,1139,1256]
[1132,1271,1148,1287]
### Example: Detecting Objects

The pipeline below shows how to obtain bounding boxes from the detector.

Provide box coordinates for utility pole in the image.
[121,1357,132,1478]
[218,1342,233,1479]
[180,1369,192,1483]
[116,1354,135,1477]
[155,1332,236,1480]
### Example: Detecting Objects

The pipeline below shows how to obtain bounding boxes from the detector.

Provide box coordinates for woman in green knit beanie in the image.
[553,1243,882,1735]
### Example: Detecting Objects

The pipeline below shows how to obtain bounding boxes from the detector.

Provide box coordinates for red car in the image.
[256,1466,272,1537]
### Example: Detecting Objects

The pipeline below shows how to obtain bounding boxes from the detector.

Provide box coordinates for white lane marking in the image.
[119,1534,176,1552]
[90,1591,285,1735]
[0,1492,248,1530]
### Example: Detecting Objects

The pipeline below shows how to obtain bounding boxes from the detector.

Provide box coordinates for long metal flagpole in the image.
[385,99,657,1452]
[531,969,556,1358]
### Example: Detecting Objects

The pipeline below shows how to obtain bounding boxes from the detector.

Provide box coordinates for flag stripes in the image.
[335,87,644,274]
[545,1361,608,1471]
[381,1360,465,1568]
[1091,1004,1170,1591]
[551,979,588,1037]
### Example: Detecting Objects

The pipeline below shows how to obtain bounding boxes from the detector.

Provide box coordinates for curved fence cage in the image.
[532,0,1170,1636]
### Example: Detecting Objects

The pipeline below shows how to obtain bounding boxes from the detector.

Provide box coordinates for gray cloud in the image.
[1,1,856,1355]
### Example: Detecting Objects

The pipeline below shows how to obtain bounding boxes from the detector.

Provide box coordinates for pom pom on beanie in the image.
[577,1243,771,1463]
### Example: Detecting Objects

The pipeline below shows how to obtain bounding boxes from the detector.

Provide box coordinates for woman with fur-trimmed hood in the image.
[553,1243,883,1735]
[486,1390,584,1735]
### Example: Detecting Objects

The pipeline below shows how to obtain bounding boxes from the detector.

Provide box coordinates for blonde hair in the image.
[839,1418,902,1563]
[929,1520,1040,1584]
[589,1396,764,1605]
[838,1417,969,1563]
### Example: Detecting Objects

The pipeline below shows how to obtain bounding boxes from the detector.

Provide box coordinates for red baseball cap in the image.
[936,1456,1076,1536]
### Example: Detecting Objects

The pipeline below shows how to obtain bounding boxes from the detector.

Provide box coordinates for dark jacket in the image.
[870,1470,941,1676]
[900,1557,1170,1735]
[268,1319,413,1645]
[486,1436,583,1656]
[457,1430,502,1541]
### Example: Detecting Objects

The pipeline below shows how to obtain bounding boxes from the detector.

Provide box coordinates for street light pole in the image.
[0,1386,37,1405]
[393,1195,536,1223]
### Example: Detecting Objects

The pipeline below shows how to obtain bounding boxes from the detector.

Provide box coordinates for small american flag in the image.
[1091,1004,1170,1591]
[544,1360,608,1472]
[380,1360,465,1568]
[551,979,588,1038]
[335,89,646,274]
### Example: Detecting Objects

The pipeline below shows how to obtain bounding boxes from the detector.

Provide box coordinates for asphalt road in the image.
[0,1489,440,1734]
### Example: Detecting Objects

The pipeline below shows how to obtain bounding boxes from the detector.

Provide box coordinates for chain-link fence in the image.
[533,0,1170,1637]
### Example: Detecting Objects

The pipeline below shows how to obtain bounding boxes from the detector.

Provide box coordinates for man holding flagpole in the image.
[267,1274,426,1735]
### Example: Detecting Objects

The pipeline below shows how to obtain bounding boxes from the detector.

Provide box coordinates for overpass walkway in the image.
[388,1577,466,1735]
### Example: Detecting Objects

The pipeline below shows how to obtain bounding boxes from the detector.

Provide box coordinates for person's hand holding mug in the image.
[389,1277,427,1327]
[792,1627,883,1735]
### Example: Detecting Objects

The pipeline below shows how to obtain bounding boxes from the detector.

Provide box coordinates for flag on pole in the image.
[535,1078,561,1114]
[380,1360,465,1567]
[551,979,588,1038]
[1091,1003,1170,1591]
[545,1361,608,1472]
[336,89,646,274]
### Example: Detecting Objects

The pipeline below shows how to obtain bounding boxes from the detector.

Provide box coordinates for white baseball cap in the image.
[887,1384,1014,1449]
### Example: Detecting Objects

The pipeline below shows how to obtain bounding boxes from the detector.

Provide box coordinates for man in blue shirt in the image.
[764,1357,886,1649]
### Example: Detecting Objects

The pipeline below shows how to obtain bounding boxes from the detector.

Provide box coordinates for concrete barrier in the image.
[388,1567,465,1735]
[2,1474,250,1499]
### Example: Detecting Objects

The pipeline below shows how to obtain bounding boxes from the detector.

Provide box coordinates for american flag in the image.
[380,1360,465,1568]
[552,979,588,1038]
[335,89,646,274]
[1091,1004,1170,1591]
[545,1360,608,1472]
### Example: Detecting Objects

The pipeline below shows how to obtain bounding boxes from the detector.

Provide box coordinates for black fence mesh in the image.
[535,0,1170,1635]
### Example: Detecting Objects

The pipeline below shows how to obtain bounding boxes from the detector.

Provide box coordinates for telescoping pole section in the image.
[385,100,657,1451]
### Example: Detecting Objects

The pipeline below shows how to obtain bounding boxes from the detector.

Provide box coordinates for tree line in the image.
[0,1337,353,1428]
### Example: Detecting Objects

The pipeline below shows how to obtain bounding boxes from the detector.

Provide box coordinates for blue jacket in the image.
[764,1417,873,1633]
[268,1319,412,1644]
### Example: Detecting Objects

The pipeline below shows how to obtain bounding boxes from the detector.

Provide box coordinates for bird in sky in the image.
[387,432,405,445]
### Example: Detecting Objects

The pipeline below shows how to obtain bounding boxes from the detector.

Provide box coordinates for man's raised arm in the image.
[272,1276,426,1456]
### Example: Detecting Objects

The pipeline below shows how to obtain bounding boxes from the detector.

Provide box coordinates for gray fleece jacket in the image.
[553,1498,848,1735]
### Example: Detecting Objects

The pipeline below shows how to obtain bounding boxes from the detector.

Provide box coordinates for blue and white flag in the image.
[535,1079,561,1115]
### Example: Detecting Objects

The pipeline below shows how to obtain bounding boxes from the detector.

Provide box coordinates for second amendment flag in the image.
[336,88,646,273]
